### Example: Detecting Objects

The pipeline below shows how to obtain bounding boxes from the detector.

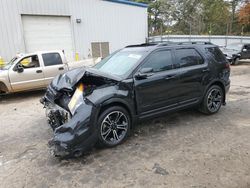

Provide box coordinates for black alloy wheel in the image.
[207,88,222,113]
[98,106,130,147]
[200,85,224,114]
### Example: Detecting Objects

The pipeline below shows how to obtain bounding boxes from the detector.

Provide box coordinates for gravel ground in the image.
[0,63,250,188]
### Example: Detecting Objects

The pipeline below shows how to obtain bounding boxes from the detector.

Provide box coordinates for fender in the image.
[101,97,135,116]
[203,79,226,103]
[98,97,137,128]
[0,72,12,93]
[0,81,10,93]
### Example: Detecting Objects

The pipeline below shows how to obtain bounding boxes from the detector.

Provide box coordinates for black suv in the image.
[221,43,250,65]
[41,42,230,157]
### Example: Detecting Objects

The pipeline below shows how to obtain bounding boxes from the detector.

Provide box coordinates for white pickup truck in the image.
[0,51,94,94]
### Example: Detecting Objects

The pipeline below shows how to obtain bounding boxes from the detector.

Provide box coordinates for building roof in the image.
[104,0,148,8]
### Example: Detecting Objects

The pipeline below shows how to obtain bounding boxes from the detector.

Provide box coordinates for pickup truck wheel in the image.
[97,106,130,147]
[0,82,8,94]
[199,85,223,115]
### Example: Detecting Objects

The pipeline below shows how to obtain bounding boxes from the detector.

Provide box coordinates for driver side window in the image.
[141,50,173,72]
[19,55,40,69]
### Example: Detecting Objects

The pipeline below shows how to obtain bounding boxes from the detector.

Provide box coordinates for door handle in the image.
[36,70,42,73]
[165,74,177,80]
[58,67,64,71]
[202,68,210,73]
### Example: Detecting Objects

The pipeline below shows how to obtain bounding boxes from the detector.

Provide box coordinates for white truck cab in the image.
[0,50,69,93]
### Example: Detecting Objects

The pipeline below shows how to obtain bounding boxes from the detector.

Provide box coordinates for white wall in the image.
[0,0,148,61]
[72,0,148,59]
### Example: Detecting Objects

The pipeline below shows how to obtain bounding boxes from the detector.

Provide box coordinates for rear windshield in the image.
[205,47,226,62]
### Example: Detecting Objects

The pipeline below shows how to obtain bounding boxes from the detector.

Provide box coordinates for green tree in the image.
[172,0,203,34]
[132,0,247,36]
[134,0,176,35]
[202,0,231,35]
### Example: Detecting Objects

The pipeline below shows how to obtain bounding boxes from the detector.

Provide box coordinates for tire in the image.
[234,57,240,65]
[199,85,224,115]
[97,106,131,147]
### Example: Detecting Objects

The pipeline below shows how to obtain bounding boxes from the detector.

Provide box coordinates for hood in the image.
[221,48,240,57]
[51,67,121,92]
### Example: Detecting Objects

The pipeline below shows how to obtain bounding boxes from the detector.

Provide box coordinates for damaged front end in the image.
[41,67,120,157]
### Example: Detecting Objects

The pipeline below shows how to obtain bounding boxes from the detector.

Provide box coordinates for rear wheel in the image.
[199,85,224,114]
[97,106,130,147]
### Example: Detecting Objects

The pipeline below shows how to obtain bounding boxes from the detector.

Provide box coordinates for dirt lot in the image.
[0,63,250,188]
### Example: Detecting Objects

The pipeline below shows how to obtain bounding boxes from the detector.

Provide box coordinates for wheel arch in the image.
[98,98,135,128]
[0,81,9,93]
[206,80,226,103]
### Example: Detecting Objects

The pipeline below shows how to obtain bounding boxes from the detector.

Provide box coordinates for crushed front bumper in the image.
[41,87,99,157]
[46,102,98,158]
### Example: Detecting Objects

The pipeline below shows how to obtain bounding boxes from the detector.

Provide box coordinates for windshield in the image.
[226,44,243,51]
[94,49,146,77]
[0,57,18,70]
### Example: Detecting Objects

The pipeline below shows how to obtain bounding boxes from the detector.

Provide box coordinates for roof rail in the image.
[125,41,214,48]
[125,43,157,48]
[157,41,178,47]
[177,41,213,45]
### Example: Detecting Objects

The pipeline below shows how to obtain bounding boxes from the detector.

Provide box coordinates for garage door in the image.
[22,15,74,61]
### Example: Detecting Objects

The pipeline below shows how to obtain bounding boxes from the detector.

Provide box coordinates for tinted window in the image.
[244,45,250,51]
[42,53,63,66]
[175,48,203,68]
[141,50,173,72]
[206,47,226,62]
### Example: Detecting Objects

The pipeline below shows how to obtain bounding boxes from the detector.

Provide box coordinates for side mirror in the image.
[242,48,247,52]
[17,64,24,73]
[135,67,153,80]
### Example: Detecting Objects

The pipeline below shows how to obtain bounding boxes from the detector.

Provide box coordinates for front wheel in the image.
[233,57,240,65]
[199,85,224,115]
[97,106,131,147]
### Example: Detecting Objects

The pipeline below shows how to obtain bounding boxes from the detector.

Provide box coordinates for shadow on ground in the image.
[0,90,45,103]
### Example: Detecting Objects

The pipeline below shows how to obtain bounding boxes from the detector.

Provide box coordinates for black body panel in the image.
[41,42,230,157]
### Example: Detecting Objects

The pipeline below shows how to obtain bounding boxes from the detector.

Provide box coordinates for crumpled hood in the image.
[51,67,121,92]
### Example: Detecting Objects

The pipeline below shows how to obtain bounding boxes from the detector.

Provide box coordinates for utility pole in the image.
[209,23,212,42]
[189,22,192,41]
[226,22,229,47]
[160,23,163,42]
[241,25,244,44]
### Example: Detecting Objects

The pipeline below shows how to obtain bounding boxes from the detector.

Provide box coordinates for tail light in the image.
[225,62,230,70]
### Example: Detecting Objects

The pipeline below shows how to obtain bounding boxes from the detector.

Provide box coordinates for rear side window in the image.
[175,48,204,68]
[206,47,226,62]
[141,50,173,72]
[42,53,63,66]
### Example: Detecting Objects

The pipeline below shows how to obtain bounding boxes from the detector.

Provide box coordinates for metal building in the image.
[0,0,148,61]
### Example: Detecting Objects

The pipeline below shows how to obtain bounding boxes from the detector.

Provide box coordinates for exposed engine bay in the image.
[40,67,129,157]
